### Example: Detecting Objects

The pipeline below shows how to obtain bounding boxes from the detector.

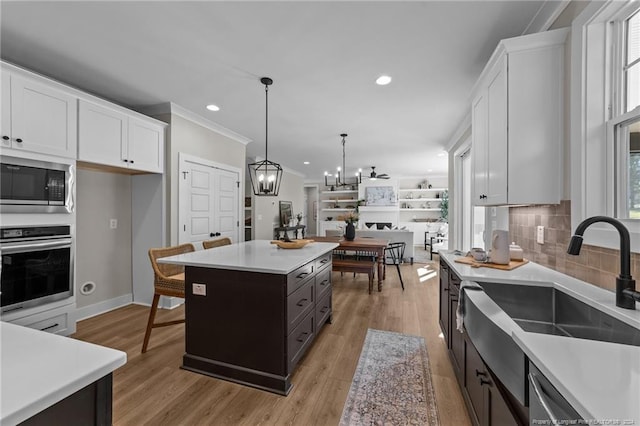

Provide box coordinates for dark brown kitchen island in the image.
[158,240,338,395]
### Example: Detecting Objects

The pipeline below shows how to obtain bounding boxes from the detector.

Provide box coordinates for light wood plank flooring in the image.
[72,257,471,425]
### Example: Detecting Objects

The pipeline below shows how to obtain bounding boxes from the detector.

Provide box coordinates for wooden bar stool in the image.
[202,237,232,250]
[142,243,195,353]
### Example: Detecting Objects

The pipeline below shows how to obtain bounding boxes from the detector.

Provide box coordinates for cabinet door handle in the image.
[296,331,309,342]
[319,258,328,264]
[40,323,59,331]
[320,279,329,286]
[2,135,9,140]
[444,288,449,292]
[320,307,329,314]
[15,138,23,143]
[296,272,309,279]
[475,369,487,377]
[296,298,308,307]
[480,378,491,386]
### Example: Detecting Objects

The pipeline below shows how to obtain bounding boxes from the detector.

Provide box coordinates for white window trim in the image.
[571,0,640,252]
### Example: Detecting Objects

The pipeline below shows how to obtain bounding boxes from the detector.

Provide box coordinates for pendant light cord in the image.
[265,83,269,165]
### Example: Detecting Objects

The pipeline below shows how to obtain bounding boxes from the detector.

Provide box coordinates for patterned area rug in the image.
[340,329,440,425]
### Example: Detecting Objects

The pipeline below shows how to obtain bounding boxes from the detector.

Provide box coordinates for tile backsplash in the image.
[509,200,640,292]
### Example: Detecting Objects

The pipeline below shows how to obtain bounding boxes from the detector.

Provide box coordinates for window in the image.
[610,4,640,219]
[624,10,639,113]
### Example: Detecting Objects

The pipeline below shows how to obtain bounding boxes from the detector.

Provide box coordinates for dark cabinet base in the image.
[182,354,293,395]
[20,374,112,426]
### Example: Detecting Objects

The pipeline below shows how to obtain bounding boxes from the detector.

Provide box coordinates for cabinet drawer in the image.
[287,309,315,372]
[287,278,314,333]
[315,252,332,272]
[314,267,331,299]
[316,290,332,330]
[21,312,68,335]
[287,261,315,295]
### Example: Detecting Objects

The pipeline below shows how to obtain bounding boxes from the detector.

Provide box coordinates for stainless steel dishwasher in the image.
[528,362,582,424]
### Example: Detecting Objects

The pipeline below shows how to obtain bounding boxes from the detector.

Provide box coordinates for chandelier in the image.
[324,133,362,188]
[248,77,283,196]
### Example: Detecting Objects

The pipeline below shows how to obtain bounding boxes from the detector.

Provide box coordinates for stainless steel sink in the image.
[479,281,640,347]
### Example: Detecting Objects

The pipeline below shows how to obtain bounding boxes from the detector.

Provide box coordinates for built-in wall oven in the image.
[0,155,74,213]
[1,225,73,314]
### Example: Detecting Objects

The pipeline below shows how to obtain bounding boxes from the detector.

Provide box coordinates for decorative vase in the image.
[345,222,356,241]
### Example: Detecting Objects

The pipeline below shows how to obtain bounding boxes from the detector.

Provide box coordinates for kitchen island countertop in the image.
[1,322,126,425]
[157,239,339,274]
[440,251,640,423]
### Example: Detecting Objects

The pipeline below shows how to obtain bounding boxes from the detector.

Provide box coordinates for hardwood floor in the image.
[72,257,471,426]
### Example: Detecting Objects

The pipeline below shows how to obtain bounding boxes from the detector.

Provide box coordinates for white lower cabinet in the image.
[78,99,164,173]
[9,303,75,336]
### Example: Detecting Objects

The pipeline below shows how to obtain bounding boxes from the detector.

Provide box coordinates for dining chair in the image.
[384,242,406,290]
[202,237,232,250]
[142,243,195,353]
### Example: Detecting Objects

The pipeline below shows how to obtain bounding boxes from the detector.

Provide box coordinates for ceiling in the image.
[0,1,553,181]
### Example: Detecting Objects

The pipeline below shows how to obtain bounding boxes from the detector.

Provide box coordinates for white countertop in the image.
[440,251,640,423]
[1,322,127,425]
[158,240,339,274]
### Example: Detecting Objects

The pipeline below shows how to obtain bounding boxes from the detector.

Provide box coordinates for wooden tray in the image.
[270,239,314,249]
[454,255,529,270]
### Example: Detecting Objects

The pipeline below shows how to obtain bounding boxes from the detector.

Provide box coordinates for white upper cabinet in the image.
[127,117,164,173]
[78,99,164,173]
[472,28,568,206]
[1,70,77,159]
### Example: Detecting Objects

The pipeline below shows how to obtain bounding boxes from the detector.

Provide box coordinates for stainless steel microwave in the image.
[0,156,74,213]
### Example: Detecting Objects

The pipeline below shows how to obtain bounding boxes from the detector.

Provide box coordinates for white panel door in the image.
[216,169,239,241]
[179,157,240,246]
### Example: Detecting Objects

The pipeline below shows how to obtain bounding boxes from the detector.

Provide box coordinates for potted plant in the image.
[344,211,359,241]
[296,212,303,225]
[440,190,449,221]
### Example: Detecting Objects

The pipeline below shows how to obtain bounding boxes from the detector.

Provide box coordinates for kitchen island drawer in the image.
[315,267,331,298]
[287,277,314,333]
[16,312,68,335]
[286,261,315,295]
[287,310,315,372]
[315,290,332,329]
[315,252,332,272]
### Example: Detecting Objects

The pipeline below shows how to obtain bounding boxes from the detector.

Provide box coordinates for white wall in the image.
[75,169,132,309]
[253,170,305,240]
[162,113,247,245]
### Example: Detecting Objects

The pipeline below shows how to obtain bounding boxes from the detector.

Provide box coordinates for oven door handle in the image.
[0,239,72,254]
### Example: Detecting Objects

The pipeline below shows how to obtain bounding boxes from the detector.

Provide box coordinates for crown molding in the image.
[141,102,252,145]
[523,0,571,35]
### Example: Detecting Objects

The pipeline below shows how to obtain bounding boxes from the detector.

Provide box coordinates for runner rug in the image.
[339,329,440,425]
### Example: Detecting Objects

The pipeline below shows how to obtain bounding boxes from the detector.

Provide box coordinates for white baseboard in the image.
[131,296,184,310]
[74,294,133,322]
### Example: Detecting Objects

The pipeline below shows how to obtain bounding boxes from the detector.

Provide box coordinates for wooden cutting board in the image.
[454,256,529,270]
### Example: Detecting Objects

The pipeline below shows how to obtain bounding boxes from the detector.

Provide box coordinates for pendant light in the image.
[324,133,362,187]
[248,77,283,196]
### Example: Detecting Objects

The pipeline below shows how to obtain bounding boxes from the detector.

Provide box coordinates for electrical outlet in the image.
[192,283,206,296]
[537,226,545,244]
[109,219,118,229]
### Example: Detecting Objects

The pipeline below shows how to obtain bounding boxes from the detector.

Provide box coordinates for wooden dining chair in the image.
[142,243,195,353]
[202,237,232,250]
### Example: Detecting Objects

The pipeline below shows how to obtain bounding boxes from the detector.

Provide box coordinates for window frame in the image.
[571,0,640,252]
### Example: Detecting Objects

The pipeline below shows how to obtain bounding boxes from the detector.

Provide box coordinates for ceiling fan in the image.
[368,166,390,180]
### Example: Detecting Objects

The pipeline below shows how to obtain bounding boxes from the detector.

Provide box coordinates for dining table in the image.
[311,236,390,291]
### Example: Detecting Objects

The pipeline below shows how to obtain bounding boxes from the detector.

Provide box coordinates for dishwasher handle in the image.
[529,372,560,423]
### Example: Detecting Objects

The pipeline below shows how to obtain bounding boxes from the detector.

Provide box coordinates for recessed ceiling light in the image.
[376,75,392,85]
[206,104,220,111]
[303,161,310,165]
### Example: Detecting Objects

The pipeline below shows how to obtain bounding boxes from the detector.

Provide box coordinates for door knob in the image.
[2,136,9,140]
[210,232,221,237]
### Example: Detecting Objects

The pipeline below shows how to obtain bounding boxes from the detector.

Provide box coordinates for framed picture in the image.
[365,186,396,206]
[279,201,293,226]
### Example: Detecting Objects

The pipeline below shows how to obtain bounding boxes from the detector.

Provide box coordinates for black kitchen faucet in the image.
[567,216,640,310]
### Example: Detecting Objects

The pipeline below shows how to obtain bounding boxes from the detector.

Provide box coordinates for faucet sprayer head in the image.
[567,235,584,255]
